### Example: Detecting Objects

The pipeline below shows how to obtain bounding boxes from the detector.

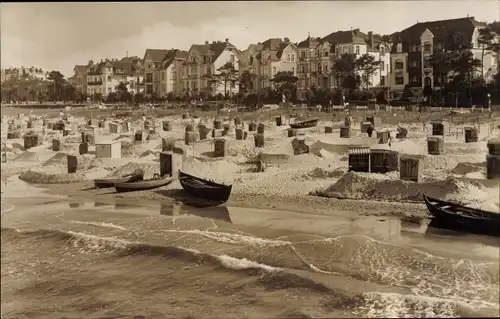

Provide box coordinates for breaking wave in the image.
[2,226,498,317]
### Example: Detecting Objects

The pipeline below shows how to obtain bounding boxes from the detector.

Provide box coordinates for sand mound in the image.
[14,151,39,162]
[303,167,346,179]
[19,165,110,184]
[42,153,94,170]
[19,169,84,184]
[108,162,159,179]
[121,140,137,157]
[312,171,493,204]
[451,162,486,175]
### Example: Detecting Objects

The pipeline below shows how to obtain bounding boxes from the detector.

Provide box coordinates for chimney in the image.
[205,41,209,45]
[284,37,290,43]
[225,38,229,43]
[368,31,374,47]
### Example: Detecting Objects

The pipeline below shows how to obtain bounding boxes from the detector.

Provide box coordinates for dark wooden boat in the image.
[290,118,319,129]
[423,195,500,237]
[115,174,173,193]
[179,171,232,202]
[94,171,144,189]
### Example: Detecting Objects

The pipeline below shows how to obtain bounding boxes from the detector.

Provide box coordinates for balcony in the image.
[87,80,103,86]
[87,71,102,76]
[395,69,404,75]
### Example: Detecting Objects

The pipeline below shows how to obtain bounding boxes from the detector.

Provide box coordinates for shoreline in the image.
[37,179,429,219]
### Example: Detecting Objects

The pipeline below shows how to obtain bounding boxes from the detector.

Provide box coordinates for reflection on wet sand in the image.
[160,202,232,223]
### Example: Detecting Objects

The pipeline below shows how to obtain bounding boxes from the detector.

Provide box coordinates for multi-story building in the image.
[389,16,498,92]
[296,30,391,99]
[1,67,48,82]
[68,65,87,94]
[182,39,240,97]
[296,35,320,99]
[240,38,298,92]
[86,58,144,97]
[159,50,188,97]
[143,49,172,96]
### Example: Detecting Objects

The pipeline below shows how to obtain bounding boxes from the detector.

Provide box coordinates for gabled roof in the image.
[144,49,171,62]
[391,17,480,53]
[187,41,236,63]
[261,38,283,50]
[320,29,369,46]
[161,49,188,68]
[297,36,320,48]
[73,65,87,75]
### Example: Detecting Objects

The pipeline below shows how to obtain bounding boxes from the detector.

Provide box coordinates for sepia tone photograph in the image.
[1,1,499,318]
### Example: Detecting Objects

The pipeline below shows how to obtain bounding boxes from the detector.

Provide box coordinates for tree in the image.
[133,92,145,105]
[330,53,360,94]
[429,31,482,105]
[47,70,67,101]
[239,70,256,94]
[478,27,495,80]
[270,71,298,101]
[209,62,239,98]
[116,81,132,103]
[356,53,379,90]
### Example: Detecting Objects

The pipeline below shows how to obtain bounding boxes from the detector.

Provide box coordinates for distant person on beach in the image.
[344,113,351,127]
[367,123,375,137]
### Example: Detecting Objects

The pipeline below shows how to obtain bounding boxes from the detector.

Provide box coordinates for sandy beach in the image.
[2,105,500,318]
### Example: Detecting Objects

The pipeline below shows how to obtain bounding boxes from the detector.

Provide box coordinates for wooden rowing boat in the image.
[423,194,500,237]
[179,171,232,202]
[290,118,319,129]
[115,174,173,193]
[94,170,144,189]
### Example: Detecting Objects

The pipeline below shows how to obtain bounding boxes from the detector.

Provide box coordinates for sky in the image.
[1,1,499,77]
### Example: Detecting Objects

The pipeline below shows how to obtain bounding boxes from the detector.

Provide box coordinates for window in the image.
[411,75,417,83]
[231,81,235,89]
[410,60,417,68]
[108,87,112,93]
[380,76,385,86]
[301,51,306,59]
[272,67,276,76]
[323,63,328,72]
[250,56,254,64]
[423,42,432,53]
[317,63,321,72]
[230,55,235,62]
[291,67,295,75]
[424,60,432,69]
[324,51,328,57]
[161,72,165,80]
[395,60,404,70]
[437,42,444,50]
[380,63,385,71]
[349,46,353,54]
[396,43,402,53]
[107,75,111,81]
[291,54,295,62]
[355,46,360,54]
[380,46,385,55]
[396,76,404,85]
[287,54,291,62]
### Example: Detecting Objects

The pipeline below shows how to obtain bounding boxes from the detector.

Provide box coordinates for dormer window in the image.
[396,43,402,53]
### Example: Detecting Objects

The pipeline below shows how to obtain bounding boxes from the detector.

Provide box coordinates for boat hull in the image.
[94,173,144,188]
[179,171,232,202]
[115,176,173,193]
[423,195,500,237]
[290,118,319,129]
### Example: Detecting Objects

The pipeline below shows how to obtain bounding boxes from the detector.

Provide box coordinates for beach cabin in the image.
[95,140,121,159]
